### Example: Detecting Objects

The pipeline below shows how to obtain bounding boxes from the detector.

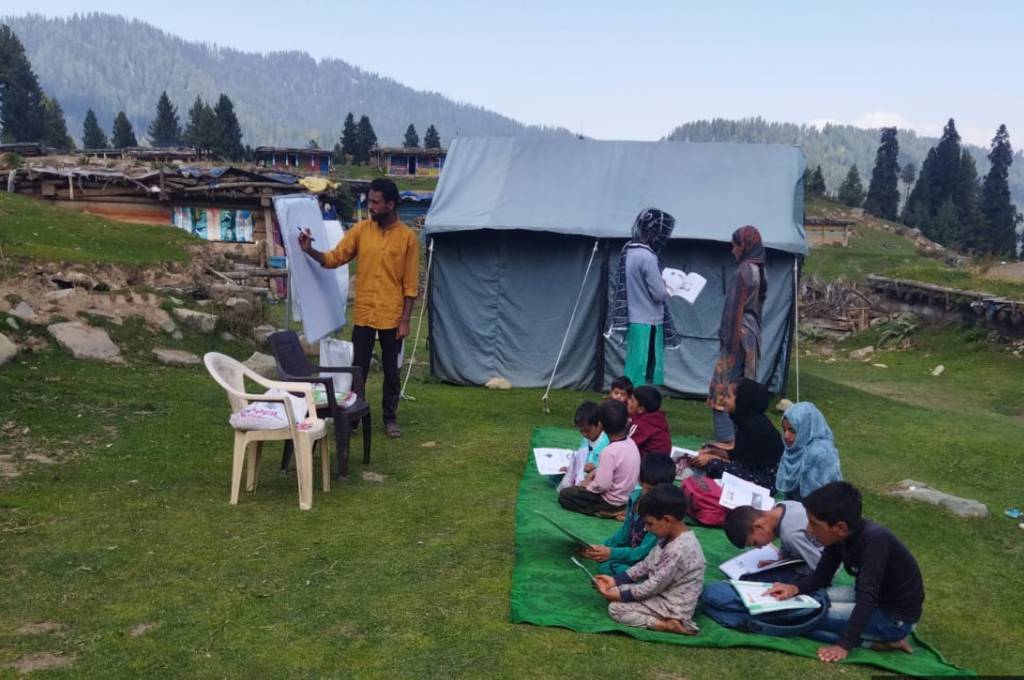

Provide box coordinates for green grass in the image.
[885,265,1024,299]
[803,196,1024,299]
[1,310,1022,677]
[332,165,438,192]
[0,193,196,266]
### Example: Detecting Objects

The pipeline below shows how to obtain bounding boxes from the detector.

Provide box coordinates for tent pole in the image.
[542,239,600,414]
[793,257,800,403]
[400,238,434,401]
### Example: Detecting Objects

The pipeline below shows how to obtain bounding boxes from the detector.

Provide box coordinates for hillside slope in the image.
[667,118,1024,207]
[3,13,572,148]
[803,197,1024,299]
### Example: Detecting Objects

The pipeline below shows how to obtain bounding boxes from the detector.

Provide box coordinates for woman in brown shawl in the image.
[708,225,766,448]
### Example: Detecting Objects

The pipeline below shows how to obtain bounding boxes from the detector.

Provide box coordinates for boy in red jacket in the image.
[628,385,672,458]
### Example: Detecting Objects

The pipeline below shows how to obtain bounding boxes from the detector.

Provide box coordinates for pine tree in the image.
[0,24,45,143]
[81,109,108,148]
[331,141,344,166]
[899,162,917,206]
[339,112,358,162]
[40,95,73,150]
[423,124,441,149]
[954,149,984,249]
[807,165,827,196]
[901,119,982,248]
[931,198,960,246]
[863,127,900,220]
[147,91,182,147]
[837,165,865,207]
[211,93,244,160]
[307,138,319,149]
[111,111,137,148]
[979,125,1021,257]
[354,115,377,164]
[403,124,419,148]
[183,96,216,155]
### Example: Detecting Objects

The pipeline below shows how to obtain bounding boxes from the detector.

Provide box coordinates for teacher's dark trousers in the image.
[351,325,402,423]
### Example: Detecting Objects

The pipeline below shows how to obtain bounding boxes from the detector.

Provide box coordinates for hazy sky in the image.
[4,1,1022,146]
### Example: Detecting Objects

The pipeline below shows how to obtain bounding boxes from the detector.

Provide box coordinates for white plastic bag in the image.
[229,388,309,430]
[319,337,354,394]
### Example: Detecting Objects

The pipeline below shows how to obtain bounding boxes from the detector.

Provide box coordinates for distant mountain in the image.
[3,13,572,149]
[666,118,1024,208]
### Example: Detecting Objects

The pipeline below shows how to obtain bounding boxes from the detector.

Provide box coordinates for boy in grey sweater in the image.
[723,501,823,581]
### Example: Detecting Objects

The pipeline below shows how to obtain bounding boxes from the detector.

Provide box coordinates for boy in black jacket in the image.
[765,481,924,663]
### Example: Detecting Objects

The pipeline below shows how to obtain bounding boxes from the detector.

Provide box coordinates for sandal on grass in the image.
[385,421,401,439]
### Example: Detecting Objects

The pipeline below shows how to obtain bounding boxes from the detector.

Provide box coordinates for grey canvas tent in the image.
[423,137,806,396]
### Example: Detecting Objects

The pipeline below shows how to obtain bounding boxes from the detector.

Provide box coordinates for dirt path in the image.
[984,261,1024,283]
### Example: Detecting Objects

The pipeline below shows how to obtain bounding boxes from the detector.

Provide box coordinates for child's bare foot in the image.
[870,638,913,654]
[652,618,698,635]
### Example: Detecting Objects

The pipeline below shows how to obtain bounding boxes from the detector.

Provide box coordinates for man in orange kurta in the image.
[298,178,419,438]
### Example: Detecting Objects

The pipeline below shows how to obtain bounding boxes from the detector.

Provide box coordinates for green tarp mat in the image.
[509,427,973,677]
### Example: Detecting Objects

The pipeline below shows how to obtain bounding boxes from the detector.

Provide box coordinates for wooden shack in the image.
[254,147,332,175]
[805,217,853,247]
[372,147,446,177]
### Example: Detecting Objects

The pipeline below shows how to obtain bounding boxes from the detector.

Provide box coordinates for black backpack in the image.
[700,581,830,637]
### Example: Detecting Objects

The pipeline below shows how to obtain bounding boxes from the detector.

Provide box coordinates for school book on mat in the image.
[729,580,822,615]
[662,268,707,304]
[719,545,805,580]
[719,472,774,511]
[533,447,575,476]
[535,512,591,548]
[670,445,700,461]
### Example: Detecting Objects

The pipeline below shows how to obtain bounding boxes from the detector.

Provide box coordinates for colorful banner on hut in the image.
[171,207,255,243]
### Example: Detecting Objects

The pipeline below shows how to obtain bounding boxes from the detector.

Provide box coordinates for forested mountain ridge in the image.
[3,13,571,148]
[666,118,1024,206]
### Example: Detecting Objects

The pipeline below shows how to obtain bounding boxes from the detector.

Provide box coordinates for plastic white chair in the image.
[203,352,330,510]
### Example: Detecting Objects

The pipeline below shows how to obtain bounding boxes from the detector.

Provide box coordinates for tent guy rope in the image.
[542,240,600,413]
[400,238,434,401]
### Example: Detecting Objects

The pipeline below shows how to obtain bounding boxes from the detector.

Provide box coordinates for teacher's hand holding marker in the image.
[297,227,326,265]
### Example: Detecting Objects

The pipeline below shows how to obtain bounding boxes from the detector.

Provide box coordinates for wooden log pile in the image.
[800,274,880,332]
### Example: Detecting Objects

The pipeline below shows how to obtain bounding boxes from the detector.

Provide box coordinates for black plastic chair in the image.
[268,330,371,479]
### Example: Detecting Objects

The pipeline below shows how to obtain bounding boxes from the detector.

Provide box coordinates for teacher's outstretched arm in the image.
[297,228,326,266]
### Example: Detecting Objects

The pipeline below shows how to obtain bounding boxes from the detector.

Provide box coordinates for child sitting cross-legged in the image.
[722,501,823,582]
[554,401,610,490]
[764,481,924,663]
[558,399,640,518]
[593,483,706,635]
[628,385,672,458]
[581,454,678,575]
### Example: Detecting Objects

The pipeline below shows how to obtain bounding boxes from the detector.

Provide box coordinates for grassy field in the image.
[0,193,196,266]
[1,195,1022,677]
[2,315,1022,677]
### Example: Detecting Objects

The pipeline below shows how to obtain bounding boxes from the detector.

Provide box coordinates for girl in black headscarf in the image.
[690,378,782,491]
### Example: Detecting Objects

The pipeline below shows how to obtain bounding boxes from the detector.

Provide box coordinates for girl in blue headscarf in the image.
[775,402,843,501]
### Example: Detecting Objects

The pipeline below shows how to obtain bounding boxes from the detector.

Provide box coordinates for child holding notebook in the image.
[555,401,610,490]
[765,482,924,662]
[582,455,677,575]
[559,400,640,518]
[593,483,705,635]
